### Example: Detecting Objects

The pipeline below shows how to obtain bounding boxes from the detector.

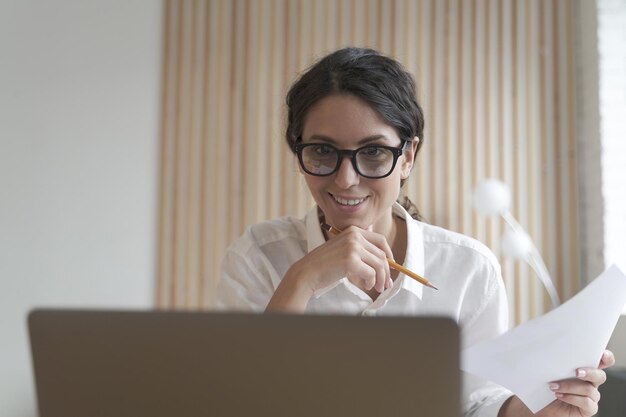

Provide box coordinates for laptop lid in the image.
[29,309,460,417]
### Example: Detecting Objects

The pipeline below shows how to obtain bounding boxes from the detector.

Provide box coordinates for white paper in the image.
[461,264,626,413]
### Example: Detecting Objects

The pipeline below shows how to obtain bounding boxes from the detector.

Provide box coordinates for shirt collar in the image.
[392,202,425,300]
[305,206,326,252]
[305,207,342,298]
[304,203,426,300]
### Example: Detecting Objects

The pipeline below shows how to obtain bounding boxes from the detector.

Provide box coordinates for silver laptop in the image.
[29,309,460,417]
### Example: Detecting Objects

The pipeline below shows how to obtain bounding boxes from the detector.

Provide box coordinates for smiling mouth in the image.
[330,194,368,206]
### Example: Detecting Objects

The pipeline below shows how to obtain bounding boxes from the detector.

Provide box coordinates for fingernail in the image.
[549,383,560,391]
[577,369,586,378]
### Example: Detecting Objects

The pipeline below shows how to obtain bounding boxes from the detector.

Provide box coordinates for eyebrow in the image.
[305,134,391,145]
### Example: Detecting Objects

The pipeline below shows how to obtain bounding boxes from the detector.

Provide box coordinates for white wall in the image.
[0,1,163,415]
[598,0,626,367]
[598,0,626,274]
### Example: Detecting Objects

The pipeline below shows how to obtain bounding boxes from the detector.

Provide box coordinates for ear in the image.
[400,137,420,179]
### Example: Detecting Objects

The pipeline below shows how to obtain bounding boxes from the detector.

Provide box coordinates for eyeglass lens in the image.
[300,144,397,178]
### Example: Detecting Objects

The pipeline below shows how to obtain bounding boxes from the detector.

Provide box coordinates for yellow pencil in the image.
[320,223,438,290]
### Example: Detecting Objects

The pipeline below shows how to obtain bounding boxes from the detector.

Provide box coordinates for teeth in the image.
[333,195,365,206]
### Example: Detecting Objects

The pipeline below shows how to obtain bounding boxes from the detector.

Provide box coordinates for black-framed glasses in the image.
[294,140,406,179]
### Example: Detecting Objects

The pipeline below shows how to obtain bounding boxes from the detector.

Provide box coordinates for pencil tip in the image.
[429,283,438,290]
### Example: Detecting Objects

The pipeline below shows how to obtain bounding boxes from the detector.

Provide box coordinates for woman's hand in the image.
[266,225,394,312]
[499,350,616,417]
[299,225,395,293]
[538,349,615,417]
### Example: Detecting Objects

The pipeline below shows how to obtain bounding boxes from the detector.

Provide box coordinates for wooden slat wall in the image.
[157,0,580,325]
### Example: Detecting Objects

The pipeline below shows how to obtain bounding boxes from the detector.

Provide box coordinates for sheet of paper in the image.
[461,264,626,413]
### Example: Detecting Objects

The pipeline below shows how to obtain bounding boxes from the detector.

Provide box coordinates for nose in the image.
[334,156,360,188]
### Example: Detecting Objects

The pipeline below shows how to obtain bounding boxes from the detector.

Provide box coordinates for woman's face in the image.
[300,94,418,235]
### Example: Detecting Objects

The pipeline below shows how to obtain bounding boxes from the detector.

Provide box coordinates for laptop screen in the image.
[29,309,460,417]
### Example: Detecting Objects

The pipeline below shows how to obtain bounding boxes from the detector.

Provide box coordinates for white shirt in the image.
[217,203,513,417]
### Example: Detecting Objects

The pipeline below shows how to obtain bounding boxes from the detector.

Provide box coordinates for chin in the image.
[323,211,374,231]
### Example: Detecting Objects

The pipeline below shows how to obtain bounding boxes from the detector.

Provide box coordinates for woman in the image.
[217,47,613,417]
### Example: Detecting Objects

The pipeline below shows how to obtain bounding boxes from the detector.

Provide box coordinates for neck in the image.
[371,210,397,247]
[368,203,404,242]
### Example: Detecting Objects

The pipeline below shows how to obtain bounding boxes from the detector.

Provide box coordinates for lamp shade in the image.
[501,229,533,259]
[472,179,511,216]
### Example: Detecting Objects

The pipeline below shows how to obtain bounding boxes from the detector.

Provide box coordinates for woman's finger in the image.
[550,378,601,401]
[350,246,391,293]
[553,392,599,417]
[322,225,394,293]
[336,227,392,292]
[353,225,396,261]
[599,350,615,369]
[574,367,607,387]
[346,262,376,291]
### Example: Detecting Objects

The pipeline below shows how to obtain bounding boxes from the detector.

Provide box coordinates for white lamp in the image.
[473,179,561,309]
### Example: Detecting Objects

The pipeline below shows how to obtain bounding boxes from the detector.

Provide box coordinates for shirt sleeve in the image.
[214,233,276,312]
[460,258,514,417]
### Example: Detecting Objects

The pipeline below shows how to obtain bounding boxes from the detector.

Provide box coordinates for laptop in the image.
[28,309,460,417]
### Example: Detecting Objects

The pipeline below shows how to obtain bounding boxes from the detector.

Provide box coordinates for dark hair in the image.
[285,47,425,220]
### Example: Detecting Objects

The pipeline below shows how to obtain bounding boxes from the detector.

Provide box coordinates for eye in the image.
[363,146,383,156]
[312,144,334,155]
[360,146,388,159]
